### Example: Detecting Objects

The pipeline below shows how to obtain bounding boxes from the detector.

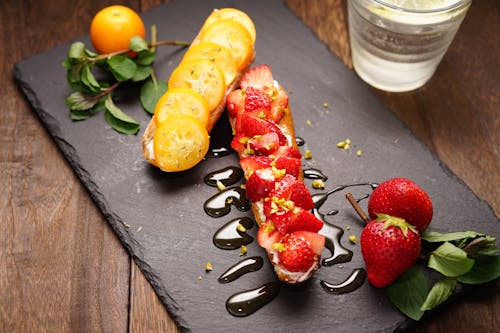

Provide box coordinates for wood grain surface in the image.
[1,0,498,332]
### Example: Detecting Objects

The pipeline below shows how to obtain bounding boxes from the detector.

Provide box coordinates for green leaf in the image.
[104,96,140,134]
[65,92,100,111]
[132,65,153,82]
[420,276,457,311]
[428,242,475,277]
[107,55,137,82]
[136,50,156,66]
[422,230,485,243]
[68,41,87,64]
[458,255,500,284]
[80,65,102,93]
[385,265,428,321]
[130,36,149,53]
[140,80,168,115]
[463,236,498,257]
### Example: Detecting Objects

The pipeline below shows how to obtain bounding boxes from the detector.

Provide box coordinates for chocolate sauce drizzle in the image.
[203,162,378,316]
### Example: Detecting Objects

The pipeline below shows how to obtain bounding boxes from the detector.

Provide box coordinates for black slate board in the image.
[13,0,498,332]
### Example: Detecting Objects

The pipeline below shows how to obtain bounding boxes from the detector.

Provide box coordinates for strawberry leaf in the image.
[385,265,428,321]
[428,242,475,277]
[420,276,457,311]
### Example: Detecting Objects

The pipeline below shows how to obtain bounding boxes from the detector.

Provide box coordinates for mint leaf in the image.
[136,50,156,66]
[80,65,101,93]
[68,41,87,64]
[130,36,149,53]
[422,231,485,243]
[420,276,457,311]
[140,80,168,115]
[104,96,140,134]
[458,255,500,284]
[428,242,475,277]
[385,265,428,321]
[65,92,100,111]
[107,55,137,82]
[133,65,153,82]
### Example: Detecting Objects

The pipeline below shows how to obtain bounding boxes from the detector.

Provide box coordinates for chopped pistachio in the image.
[345,138,351,144]
[343,143,350,150]
[240,245,248,256]
[236,224,247,233]
[304,149,312,159]
[336,141,346,148]
[205,262,213,272]
[348,235,357,244]
[124,223,131,228]
[198,276,203,280]
[216,180,226,191]
[323,102,329,108]
[346,225,351,231]
[306,119,312,126]
[356,149,362,157]
[240,184,246,190]
[272,242,285,251]
[312,179,325,189]
[226,197,234,204]
[137,226,143,232]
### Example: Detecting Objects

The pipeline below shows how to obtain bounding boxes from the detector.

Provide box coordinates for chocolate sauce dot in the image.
[320,268,366,294]
[303,168,328,181]
[213,217,255,250]
[295,137,305,146]
[204,166,244,187]
[204,187,250,218]
[226,282,280,317]
[218,256,264,283]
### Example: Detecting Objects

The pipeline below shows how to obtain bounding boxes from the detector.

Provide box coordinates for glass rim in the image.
[373,0,471,14]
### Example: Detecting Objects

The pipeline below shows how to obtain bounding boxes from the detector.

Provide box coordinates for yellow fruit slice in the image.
[183,42,238,85]
[154,88,210,128]
[199,19,253,71]
[168,59,226,111]
[203,8,256,44]
[153,114,210,172]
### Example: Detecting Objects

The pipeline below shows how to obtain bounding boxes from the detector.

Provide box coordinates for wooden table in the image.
[1,0,498,332]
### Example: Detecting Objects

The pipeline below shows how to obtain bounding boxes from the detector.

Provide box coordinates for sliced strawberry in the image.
[293,231,325,256]
[276,232,316,272]
[239,112,287,145]
[273,145,302,159]
[270,174,314,210]
[241,64,274,91]
[273,155,301,178]
[267,86,288,123]
[230,134,246,155]
[257,222,282,250]
[268,206,322,235]
[239,155,272,179]
[249,132,280,155]
[226,89,245,119]
[245,168,276,202]
[244,87,272,113]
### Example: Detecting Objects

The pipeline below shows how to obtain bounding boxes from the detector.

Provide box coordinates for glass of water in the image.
[348,0,472,92]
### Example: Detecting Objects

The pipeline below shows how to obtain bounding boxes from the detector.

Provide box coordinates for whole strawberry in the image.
[368,177,433,232]
[360,214,421,288]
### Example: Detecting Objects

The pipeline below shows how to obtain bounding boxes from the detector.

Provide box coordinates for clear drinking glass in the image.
[348,0,472,92]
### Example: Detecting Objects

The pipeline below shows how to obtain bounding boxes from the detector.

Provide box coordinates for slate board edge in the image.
[10,2,497,332]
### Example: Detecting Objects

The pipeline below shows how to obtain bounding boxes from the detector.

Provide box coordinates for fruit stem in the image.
[92,40,189,61]
[346,192,369,224]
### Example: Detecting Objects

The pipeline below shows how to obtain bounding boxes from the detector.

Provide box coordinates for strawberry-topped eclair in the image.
[226,64,325,284]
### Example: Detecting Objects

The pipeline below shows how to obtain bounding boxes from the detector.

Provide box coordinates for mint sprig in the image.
[63,27,188,134]
[386,230,499,321]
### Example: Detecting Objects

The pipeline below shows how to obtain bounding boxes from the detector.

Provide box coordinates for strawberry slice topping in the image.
[273,155,301,179]
[238,112,287,145]
[226,89,245,119]
[270,174,314,210]
[245,167,278,202]
[244,86,272,113]
[240,64,274,91]
[257,222,282,250]
[239,155,272,179]
[275,232,320,272]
